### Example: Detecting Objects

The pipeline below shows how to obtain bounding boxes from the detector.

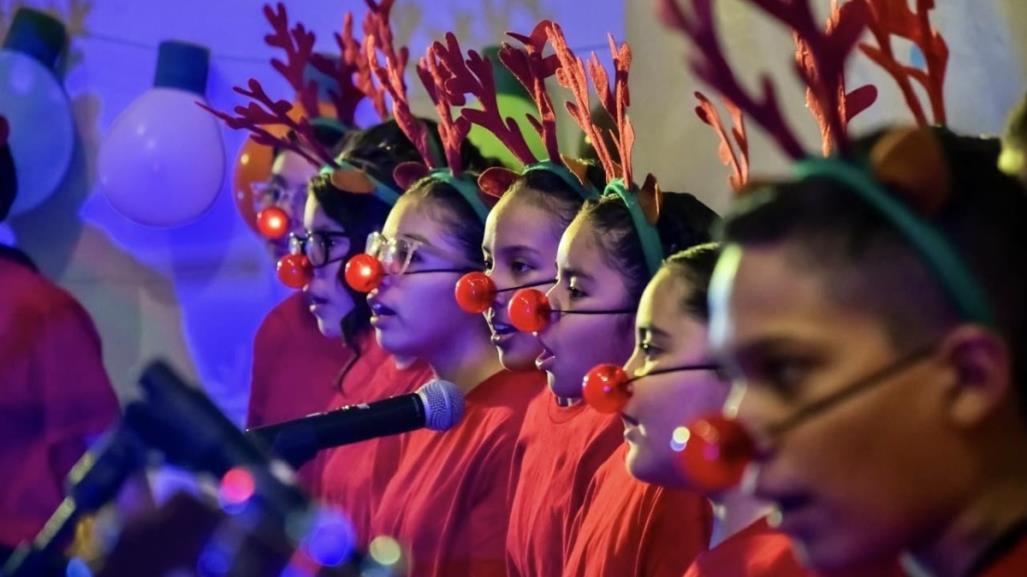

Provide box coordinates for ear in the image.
[330,167,377,194]
[937,325,1014,428]
[639,173,662,224]
[870,126,950,215]
[393,161,430,190]
[477,166,519,199]
[560,154,591,186]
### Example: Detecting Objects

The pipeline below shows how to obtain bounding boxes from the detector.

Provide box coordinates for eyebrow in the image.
[499,244,542,258]
[560,266,595,283]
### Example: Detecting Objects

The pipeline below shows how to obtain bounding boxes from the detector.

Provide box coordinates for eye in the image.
[567,282,586,301]
[760,356,812,396]
[638,340,662,361]
[510,260,533,275]
[483,255,494,272]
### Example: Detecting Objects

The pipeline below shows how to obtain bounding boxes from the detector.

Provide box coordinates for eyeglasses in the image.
[251,179,307,207]
[364,231,475,277]
[289,231,350,267]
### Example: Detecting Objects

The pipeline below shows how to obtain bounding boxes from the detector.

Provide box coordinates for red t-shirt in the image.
[247,291,351,428]
[506,391,623,577]
[683,518,811,577]
[373,369,545,577]
[316,354,432,550]
[0,256,120,547]
[684,517,906,577]
[562,443,712,577]
[975,530,1027,577]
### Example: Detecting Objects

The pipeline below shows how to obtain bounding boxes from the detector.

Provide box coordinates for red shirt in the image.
[247,291,351,428]
[975,530,1027,577]
[506,392,623,577]
[684,518,905,577]
[562,443,712,577]
[0,255,120,547]
[683,518,811,577]
[316,353,432,550]
[373,369,545,577]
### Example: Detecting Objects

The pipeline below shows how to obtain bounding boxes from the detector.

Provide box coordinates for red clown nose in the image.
[256,206,290,240]
[676,415,756,494]
[582,364,633,413]
[508,288,551,333]
[277,253,312,289]
[454,272,497,313]
[345,254,384,293]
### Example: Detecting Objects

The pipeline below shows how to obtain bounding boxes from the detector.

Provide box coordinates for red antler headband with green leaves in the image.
[660,0,991,324]
[547,22,665,278]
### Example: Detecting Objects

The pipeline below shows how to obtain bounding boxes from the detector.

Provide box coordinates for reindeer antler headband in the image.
[660,0,990,325]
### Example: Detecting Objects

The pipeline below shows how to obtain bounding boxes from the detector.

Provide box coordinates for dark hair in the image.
[664,243,721,323]
[0,135,14,222]
[396,135,496,266]
[720,127,1027,415]
[579,191,719,305]
[307,120,428,379]
[503,161,608,228]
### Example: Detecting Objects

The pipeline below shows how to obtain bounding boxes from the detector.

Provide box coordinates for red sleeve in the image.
[640,488,713,577]
[246,314,279,428]
[37,297,120,484]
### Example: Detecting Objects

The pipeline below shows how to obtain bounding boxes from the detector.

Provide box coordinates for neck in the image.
[906,422,1027,577]
[427,322,503,393]
[710,489,775,547]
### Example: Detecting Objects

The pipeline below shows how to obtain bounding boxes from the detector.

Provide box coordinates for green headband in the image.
[604,178,664,278]
[522,160,600,201]
[319,159,402,206]
[428,168,490,223]
[794,157,995,326]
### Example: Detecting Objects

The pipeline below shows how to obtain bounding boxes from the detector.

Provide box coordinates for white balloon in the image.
[98,88,225,227]
[0,50,74,216]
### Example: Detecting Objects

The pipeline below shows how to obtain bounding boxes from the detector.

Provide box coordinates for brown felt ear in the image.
[477,166,519,199]
[560,155,591,186]
[870,126,951,215]
[330,167,377,194]
[639,173,662,225]
[393,161,431,191]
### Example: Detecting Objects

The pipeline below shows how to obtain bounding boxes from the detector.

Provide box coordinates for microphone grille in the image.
[416,379,465,431]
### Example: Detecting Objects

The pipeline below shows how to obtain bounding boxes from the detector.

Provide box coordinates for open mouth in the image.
[488,321,517,344]
[621,413,639,427]
[308,294,330,309]
[534,344,556,372]
[369,300,397,317]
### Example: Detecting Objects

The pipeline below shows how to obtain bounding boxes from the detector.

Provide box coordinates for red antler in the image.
[262,3,320,119]
[308,12,363,126]
[549,22,620,181]
[589,33,636,186]
[364,10,437,168]
[659,0,806,160]
[795,0,877,155]
[420,45,472,174]
[860,0,947,126]
[198,79,336,168]
[433,32,539,166]
[498,20,563,165]
[695,91,749,191]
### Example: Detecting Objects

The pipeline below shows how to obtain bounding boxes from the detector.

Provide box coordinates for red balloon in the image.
[582,363,632,413]
[508,288,551,333]
[277,254,313,289]
[345,254,384,293]
[454,272,497,313]
[256,206,290,240]
[678,414,756,494]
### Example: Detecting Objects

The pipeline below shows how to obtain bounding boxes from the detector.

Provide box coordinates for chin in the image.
[625,447,663,485]
[314,316,342,340]
[790,533,887,576]
[497,345,539,372]
[548,369,584,399]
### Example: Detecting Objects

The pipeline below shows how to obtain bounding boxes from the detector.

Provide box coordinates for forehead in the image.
[304,193,342,231]
[272,150,318,185]
[638,269,690,328]
[485,193,562,251]
[383,196,465,254]
[712,244,857,354]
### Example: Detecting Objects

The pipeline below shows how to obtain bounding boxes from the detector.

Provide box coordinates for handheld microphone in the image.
[247,379,465,468]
